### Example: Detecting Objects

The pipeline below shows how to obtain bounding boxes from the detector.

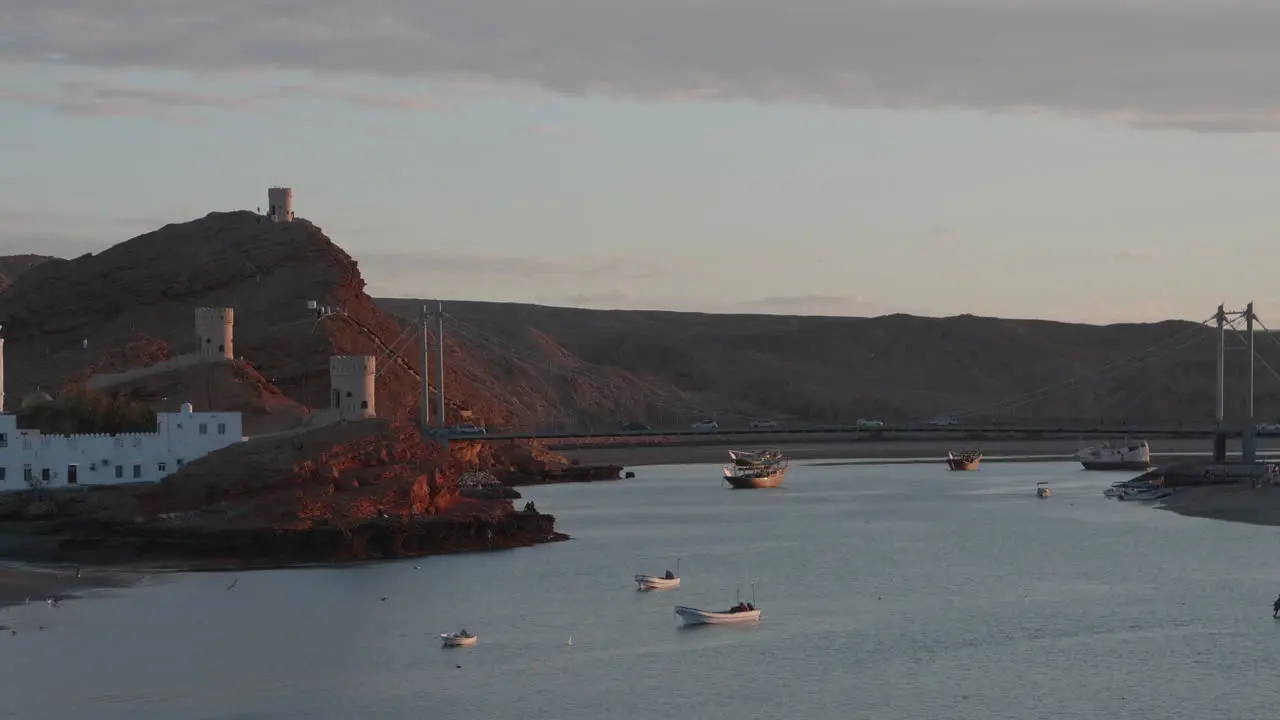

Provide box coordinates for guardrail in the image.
[448,423,1248,441]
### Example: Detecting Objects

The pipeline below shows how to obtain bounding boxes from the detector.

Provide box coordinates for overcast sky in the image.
[3,1,1280,323]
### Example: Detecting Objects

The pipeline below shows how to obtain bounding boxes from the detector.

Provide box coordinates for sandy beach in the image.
[556,437,1280,468]
[0,564,141,612]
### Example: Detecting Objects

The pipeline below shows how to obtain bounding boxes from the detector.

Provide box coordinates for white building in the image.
[0,403,244,490]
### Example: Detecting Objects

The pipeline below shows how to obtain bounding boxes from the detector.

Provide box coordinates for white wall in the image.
[0,406,244,490]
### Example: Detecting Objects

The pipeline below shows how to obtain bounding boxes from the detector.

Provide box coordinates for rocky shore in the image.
[1157,483,1280,527]
[0,420,578,573]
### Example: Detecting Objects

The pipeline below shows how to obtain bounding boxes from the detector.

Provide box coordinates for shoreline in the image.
[556,438,1280,468]
[1157,484,1280,527]
[0,563,143,611]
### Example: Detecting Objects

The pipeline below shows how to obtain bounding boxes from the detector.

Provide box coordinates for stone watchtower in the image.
[195,307,234,361]
[267,186,293,223]
[329,355,376,421]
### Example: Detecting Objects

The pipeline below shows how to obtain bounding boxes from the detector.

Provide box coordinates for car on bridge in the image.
[1257,421,1280,435]
[749,419,779,430]
[690,419,720,431]
[450,423,487,436]
[620,421,652,432]
[928,416,958,426]
[856,418,885,429]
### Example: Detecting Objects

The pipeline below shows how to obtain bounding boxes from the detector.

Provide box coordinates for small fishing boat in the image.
[675,604,761,625]
[676,585,761,625]
[1117,488,1172,502]
[635,558,682,591]
[440,629,478,647]
[1036,481,1051,498]
[723,449,789,489]
[946,450,982,471]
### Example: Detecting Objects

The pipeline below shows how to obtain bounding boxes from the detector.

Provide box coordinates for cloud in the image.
[529,290,903,317]
[1111,248,1162,261]
[0,78,434,119]
[4,2,1280,130]
[358,249,664,296]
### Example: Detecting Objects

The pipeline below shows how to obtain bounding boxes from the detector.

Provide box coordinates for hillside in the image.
[377,299,1280,429]
[0,213,511,428]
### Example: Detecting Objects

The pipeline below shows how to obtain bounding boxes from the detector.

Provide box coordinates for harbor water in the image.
[4,461,1280,719]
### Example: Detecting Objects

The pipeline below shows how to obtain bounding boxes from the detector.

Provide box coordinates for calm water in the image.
[5,461,1280,719]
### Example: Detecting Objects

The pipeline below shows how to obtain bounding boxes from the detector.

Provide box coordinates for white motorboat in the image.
[635,558,681,590]
[676,585,761,625]
[1118,488,1172,502]
[675,604,761,625]
[440,630,478,647]
[1077,440,1152,471]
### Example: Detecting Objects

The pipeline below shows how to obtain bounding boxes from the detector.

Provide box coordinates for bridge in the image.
[362,301,1278,462]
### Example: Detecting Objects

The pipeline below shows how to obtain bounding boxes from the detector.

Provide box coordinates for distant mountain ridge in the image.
[377,298,1277,429]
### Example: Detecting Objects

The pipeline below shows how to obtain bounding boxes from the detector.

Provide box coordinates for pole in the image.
[1216,303,1225,426]
[420,305,431,433]
[435,300,446,430]
[1247,301,1255,421]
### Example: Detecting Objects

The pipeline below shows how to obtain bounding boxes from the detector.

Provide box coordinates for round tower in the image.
[195,307,234,360]
[329,355,376,421]
[267,186,293,222]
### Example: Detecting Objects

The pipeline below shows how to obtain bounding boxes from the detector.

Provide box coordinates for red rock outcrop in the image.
[0,212,503,428]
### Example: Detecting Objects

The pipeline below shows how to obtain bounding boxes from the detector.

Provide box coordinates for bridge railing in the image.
[442,420,1236,441]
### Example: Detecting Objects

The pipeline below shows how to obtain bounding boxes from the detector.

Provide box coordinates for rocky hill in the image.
[378,299,1280,428]
[0,213,511,429]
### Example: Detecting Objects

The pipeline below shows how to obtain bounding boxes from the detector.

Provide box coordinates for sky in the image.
[3,1,1280,325]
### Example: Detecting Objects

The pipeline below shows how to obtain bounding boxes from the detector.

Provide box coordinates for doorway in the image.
[67,464,78,485]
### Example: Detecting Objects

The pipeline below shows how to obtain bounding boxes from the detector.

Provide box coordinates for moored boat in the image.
[441,630,478,647]
[1036,481,1051,498]
[635,558,681,590]
[1117,488,1172,502]
[946,450,982,471]
[1078,440,1152,471]
[724,449,789,489]
[675,603,761,625]
[728,449,784,467]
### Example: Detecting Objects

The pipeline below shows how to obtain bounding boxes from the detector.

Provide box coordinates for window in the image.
[199,423,208,435]
[41,468,50,483]
[345,391,353,398]
[218,344,224,352]
[360,401,368,410]
[0,467,6,481]
[177,459,185,467]
[115,465,123,479]
[332,390,340,408]
[23,465,32,483]
[132,464,141,479]
[158,462,167,473]
[217,423,226,435]
[0,432,8,448]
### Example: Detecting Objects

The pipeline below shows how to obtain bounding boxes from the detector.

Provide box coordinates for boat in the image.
[440,630,478,647]
[1104,478,1158,498]
[724,449,789,489]
[728,449,784,467]
[675,584,761,625]
[1077,440,1152,471]
[1117,488,1172,502]
[1036,481,1051,498]
[635,558,682,591]
[946,450,982,471]
[675,604,761,625]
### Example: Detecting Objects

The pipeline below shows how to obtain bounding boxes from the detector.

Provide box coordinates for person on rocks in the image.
[1272,594,1280,619]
